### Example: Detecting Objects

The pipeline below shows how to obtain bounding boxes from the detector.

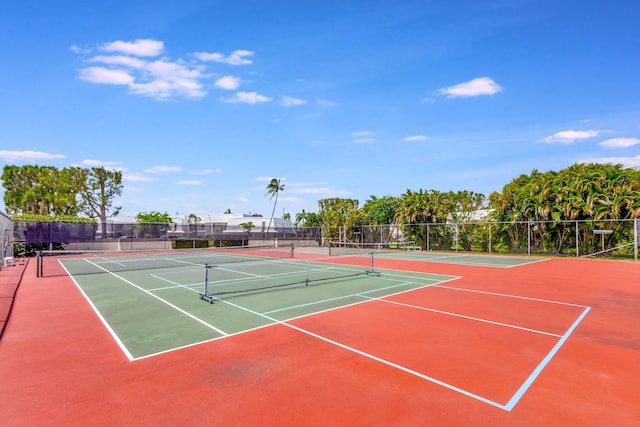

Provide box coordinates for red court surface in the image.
[0,255,639,426]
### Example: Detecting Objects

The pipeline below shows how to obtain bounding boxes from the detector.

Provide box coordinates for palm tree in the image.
[294,209,307,229]
[265,178,285,234]
[187,213,201,238]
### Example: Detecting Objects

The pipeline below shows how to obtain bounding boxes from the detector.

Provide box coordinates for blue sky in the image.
[1,0,639,218]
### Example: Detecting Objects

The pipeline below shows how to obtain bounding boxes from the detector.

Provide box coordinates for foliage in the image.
[12,214,96,223]
[187,213,202,238]
[488,163,640,254]
[135,211,174,224]
[2,165,86,216]
[362,195,398,225]
[265,178,285,233]
[239,221,255,234]
[75,167,123,239]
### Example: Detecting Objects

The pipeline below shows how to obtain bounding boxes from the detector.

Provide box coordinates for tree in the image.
[187,213,201,238]
[239,221,255,245]
[265,178,285,233]
[317,198,360,243]
[135,211,174,237]
[78,167,123,239]
[2,165,85,216]
[294,209,307,229]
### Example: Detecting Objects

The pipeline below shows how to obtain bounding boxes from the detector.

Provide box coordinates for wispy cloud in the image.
[123,173,157,182]
[351,131,374,137]
[281,96,308,107]
[538,129,607,144]
[316,98,339,108]
[0,150,66,162]
[144,165,182,174]
[190,168,222,175]
[194,49,254,65]
[436,77,502,98]
[402,135,429,142]
[289,187,352,196]
[579,155,640,168]
[256,176,284,182]
[349,131,375,144]
[176,180,203,185]
[78,159,123,168]
[222,91,273,104]
[598,137,640,149]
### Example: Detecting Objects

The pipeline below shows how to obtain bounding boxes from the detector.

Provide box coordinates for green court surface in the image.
[298,246,547,268]
[61,254,457,360]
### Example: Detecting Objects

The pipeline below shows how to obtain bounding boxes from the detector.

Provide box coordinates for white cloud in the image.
[214,75,241,90]
[123,173,157,182]
[176,180,203,185]
[289,187,352,196]
[351,131,374,137]
[437,77,502,98]
[100,39,164,57]
[538,130,604,144]
[402,135,429,142]
[131,59,207,99]
[281,96,308,107]
[194,49,254,65]
[579,155,640,168]
[351,138,375,144]
[598,137,640,149]
[316,98,339,107]
[256,176,284,182]
[421,97,436,104]
[78,67,134,85]
[144,165,182,174]
[286,181,329,187]
[89,55,146,68]
[222,91,273,104]
[235,194,250,203]
[75,39,230,100]
[0,150,66,162]
[77,159,124,171]
[190,168,222,175]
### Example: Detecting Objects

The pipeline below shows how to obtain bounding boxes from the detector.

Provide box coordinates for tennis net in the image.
[328,241,387,255]
[328,240,422,255]
[36,244,294,277]
[199,252,379,302]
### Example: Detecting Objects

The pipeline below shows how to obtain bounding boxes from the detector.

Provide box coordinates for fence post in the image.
[634,218,638,261]
[576,220,579,257]
[527,221,531,255]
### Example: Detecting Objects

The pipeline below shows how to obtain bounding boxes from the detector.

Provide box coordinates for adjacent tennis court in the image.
[1,245,638,425]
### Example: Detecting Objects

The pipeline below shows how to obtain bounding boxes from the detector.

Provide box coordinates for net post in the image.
[36,251,41,278]
[290,242,295,258]
[199,263,215,304]
[366,251,380,276]
[305,259,310,286]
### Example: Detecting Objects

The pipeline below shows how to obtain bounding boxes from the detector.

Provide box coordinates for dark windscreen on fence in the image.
[13,221,98,244]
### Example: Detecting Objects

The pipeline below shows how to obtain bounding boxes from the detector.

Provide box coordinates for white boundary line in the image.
[60,256,590,411]
[73,258,229,341]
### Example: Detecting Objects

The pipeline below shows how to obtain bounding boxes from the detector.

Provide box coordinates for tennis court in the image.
[0,245,638,425]
[54,247,458,359]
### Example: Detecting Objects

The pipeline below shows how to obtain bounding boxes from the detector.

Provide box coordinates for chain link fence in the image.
[6,217,639,261]
[0,210,14,268]
[322,219,639,260]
